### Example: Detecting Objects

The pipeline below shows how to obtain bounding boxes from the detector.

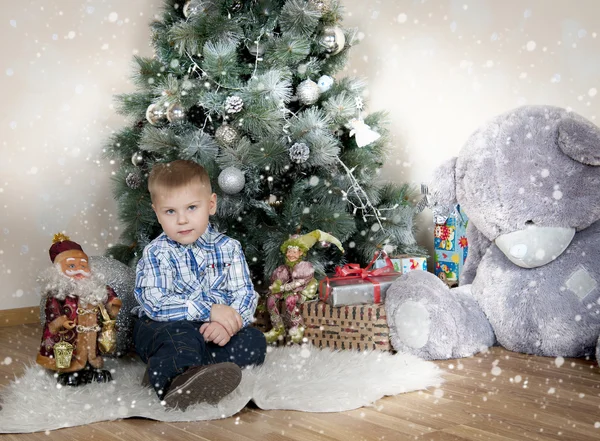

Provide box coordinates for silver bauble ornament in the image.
[247,40,267,57]
[145,103,167,126]
[297,79,321,105]
[131,151,145,167]
[183,0,205,18]
[317,75,334,93]
[319,26,346,55]
[215,124,241,148]
[218,166,245,194]
[166,102,186,124]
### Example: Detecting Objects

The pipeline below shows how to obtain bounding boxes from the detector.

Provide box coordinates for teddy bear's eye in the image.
[525,220,534,226]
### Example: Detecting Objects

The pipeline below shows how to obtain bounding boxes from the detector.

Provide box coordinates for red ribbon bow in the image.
[320,250,396,304]
[334,250,395,279]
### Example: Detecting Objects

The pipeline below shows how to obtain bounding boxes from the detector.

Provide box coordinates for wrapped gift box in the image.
[300,301,392,351]
[372,255,427,273]
[318,251,401,307]
[318,273,399,306]
[434,204,469,284]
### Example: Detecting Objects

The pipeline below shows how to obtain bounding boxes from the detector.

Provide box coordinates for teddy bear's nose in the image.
[495,226,575,268]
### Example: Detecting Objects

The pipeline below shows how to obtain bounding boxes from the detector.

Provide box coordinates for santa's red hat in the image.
[49,233,84,263]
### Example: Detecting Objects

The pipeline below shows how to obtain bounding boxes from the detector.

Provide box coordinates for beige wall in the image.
[1,0,599,311]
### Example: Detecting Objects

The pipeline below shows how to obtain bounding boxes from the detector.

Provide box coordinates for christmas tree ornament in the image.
[131,151,145,167]
[145,103,167,126]
[247,40,267,57]
[267,194,283,208]
[289,142,310,163]
[297,79,320,105]
[348,118,382,147]
[215,124,241,148]
[228,0,243,13]
[225,95,244,114]
[319,25,346,55]
[309,0,332,12]
[183,0,206,18]
[125,171,143,189]
[166,102,186,124]
[218,166,245,194]
[317,75,334,93]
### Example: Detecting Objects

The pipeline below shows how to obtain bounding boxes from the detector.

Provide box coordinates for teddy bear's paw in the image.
[385,271,495,360]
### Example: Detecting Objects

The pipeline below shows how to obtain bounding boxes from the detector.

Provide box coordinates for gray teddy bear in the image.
[385,105,600,363]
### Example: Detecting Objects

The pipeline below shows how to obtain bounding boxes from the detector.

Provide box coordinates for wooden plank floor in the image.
[0,324,599,440]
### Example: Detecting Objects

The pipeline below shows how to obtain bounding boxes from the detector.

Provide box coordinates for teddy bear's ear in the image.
[557,114,600,166]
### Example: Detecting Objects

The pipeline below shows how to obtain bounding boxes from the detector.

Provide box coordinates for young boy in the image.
[132,159,266,411]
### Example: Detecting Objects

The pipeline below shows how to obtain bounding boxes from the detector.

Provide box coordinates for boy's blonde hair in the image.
[148,160,212,201]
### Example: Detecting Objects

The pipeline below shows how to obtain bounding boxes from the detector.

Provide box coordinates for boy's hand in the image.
[199,322,231,346]
[210,304,243,336]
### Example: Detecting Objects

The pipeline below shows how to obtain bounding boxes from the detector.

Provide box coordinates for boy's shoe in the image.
[162,362,242,411]
[264,325,285,344]
[288,326,305,344]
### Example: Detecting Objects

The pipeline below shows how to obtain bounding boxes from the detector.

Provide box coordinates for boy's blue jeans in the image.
[133,317,267,398]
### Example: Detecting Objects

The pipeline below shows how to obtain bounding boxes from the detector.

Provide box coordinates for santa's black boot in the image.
[91,369,113,383]
[57,372,83,387]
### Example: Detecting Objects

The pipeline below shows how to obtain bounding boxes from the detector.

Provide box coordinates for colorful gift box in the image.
[372,255,428,273]
[300,301,392,351]
[434,204,469,284]
[318,251,401,307]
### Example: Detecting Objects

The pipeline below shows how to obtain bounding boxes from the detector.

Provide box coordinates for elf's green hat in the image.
[280,230,344,255]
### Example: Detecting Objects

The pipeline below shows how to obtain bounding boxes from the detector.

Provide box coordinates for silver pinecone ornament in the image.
[225,96,244,114]
[289,142,310,163]
[215,124,241,148]
[297,79,320,105]
[125,171,143,189]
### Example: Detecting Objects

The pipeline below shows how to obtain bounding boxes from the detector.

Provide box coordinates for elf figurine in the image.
[264,230,344,344]
[36,233,122,386]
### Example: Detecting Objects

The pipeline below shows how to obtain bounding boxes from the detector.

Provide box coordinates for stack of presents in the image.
[255,206,469,351]
[254,251,428,351]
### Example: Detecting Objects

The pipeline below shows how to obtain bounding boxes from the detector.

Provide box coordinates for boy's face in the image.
[152,180,217,245]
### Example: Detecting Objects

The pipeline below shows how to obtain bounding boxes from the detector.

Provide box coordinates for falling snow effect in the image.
[1,0,600,438]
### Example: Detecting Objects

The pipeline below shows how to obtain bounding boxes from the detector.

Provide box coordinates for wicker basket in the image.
[301,301,392,351]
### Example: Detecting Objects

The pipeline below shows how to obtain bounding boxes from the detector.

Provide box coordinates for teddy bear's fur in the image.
[385,105,600,361]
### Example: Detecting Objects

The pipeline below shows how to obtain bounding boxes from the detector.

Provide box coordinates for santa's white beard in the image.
[38,265,109,305]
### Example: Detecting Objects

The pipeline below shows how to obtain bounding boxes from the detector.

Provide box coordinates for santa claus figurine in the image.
[36,233,122,386]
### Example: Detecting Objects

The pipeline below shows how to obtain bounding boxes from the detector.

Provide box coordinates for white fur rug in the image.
[0,345,443,433]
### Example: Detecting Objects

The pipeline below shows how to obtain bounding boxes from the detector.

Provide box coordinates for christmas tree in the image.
[105,0,425,291]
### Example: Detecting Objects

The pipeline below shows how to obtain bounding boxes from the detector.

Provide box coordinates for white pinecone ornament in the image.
[289,142,310,163]
[225,95,244,114]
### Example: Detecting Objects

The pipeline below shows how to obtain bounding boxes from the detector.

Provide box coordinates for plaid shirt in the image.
[133,224,257,327]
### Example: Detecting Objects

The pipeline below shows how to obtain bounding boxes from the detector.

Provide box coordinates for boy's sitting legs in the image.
[134,318,266,411]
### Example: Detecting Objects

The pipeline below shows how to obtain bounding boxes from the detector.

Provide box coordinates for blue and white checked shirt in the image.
[132,224,258,327]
